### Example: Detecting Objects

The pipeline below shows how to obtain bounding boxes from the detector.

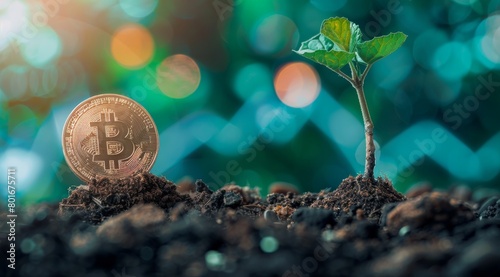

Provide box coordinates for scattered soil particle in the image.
[477,196,500,220]
[203,189,226,213]
[221,184,261,205]
[291,207,336,229]
[266,191,320,220]
[175,177,196,194]
[223,191,243,207]
[195,179,213,194]
[310,175,405,220]
[386,192,475,234]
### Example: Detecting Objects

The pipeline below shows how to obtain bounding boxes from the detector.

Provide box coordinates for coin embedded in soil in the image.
[62,94,159,182]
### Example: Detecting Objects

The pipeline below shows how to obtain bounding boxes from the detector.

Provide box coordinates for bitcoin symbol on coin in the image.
[90,112,134,170]
[62,94,159,182]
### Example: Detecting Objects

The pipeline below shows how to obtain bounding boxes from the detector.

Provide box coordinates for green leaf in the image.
[294,48,355,71]
[297,33,334,52]
[357,32,408,64]
[294,33,355,70]
[320,17,361,52]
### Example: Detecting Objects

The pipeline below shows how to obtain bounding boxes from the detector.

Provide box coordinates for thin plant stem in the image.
[353,83,375,179]
[360,64,372,85]
[348,62,358,81]
[336,61,375,179]
[335,70,354,84]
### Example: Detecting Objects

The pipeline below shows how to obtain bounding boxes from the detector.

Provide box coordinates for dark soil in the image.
[59,173,191,224]
[310,175,405,219]
[2,172,500,277]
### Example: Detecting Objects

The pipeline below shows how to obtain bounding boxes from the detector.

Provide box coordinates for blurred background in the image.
[0,0,499,205]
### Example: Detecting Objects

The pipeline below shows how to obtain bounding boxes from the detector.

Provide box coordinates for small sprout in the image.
[295,17,407,180]
[260,236,279,253]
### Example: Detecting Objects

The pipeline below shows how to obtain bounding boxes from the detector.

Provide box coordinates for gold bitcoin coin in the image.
[62,94,159,182]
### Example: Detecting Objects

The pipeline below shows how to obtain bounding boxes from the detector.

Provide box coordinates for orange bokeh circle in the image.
[274,62,320,108]
[111,24,154,69]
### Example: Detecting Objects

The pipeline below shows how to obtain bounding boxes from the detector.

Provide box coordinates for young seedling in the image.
[295,17,407,181]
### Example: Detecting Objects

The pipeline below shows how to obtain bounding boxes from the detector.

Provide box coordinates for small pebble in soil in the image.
[477,196,499,220]
[264,210,279,223]
[291,207,336,229]
[224,191,243,207]
[196,179,213,194]
[176,177,195,194]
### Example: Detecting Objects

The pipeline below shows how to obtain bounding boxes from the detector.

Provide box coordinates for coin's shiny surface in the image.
[62,94,159,182]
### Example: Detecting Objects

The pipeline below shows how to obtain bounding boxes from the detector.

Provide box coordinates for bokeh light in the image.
[0,148,43,193]
[474,15,500,68]
[57,26,82,57]
[298,3,328,36]
[0,1,27,51]
[28,67,55,98]
[156,54,201,99]
[233,63,273,101]
[119,0,158,18]
[0,66,28,100]
[20,27,62,68]
[250,15,299,56]
[431,41,472,80]
[423,73,462,106]
[329,108,363,148]
[448,3,472,25]
[111,24,154,68]
[413,29,449,69]
[274,62,320,108]
[372,46,413,89]
[487,0,500,13]
[8,104,38,139]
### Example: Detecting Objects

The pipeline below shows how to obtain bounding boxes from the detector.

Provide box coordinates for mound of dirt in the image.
[3,172,498,277]
[310,175,406,219]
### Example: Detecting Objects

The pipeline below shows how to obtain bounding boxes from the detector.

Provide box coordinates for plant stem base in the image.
[311,174,405,219]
